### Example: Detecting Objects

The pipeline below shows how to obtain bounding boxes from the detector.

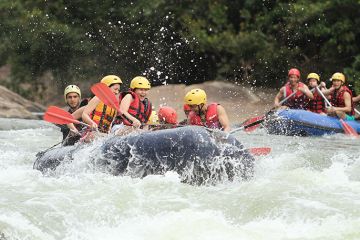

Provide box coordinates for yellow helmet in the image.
[147,111,159,125]
[100,75,122,87]
[331,72,345,83]
[184,88,207,105]
[307,73,320,82]
[64,85,81,102]
[130,76,151,89]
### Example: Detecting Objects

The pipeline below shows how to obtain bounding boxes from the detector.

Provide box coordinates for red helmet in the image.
[183,104,191,111]
[288,68,300,78]
[158,106,178,124]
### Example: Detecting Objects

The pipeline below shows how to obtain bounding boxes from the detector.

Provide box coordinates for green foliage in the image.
[1,0,360,98]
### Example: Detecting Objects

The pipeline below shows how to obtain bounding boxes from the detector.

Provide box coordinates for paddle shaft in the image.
[231,90,301,134]
[229,117,266,134]
[316,86,332,106]
[279,87,316,106]
[279,89,298,105]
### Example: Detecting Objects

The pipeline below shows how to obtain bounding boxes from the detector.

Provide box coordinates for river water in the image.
[0,118,359,240]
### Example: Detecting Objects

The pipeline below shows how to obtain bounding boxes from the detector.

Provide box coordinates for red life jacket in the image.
[118,91,152,126]
[330,86,354,116]
[188,103,222,129]
[283,82,307,109]
[306,90,325,113]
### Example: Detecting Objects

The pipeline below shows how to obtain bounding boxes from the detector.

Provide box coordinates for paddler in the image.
[184,88,231,132]
[158,106,178,125]
[274,68,314,109]
[81,75,122,140]
[60,85,89,145]
[148,106,178,131]
[322,72,355,120]
[114,76,152,134]
[305,73,327,115]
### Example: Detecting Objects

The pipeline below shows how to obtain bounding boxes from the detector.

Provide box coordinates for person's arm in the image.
[217,105,231,132]
[353,95,360,103]
[119,94,141,128]
[82,96,101,129]
[321,86,335,96]
[64,106,87,134]
[299,84,314,99]
[319,81,327,89]
[66,123,78,133]
[274,87,285,108]
[72,106,86,120]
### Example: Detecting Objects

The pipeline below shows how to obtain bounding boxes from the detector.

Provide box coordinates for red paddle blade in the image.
[44,106,80,125]
[340,119,359,138]
[249,147,271,156]
[242,115,265,132]
[91,83,120,112]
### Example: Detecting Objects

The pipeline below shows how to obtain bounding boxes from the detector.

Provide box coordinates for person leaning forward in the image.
[184,88,231,132]
[113,76,152,135]
[80,75,122,141]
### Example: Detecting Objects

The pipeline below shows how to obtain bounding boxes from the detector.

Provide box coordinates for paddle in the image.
[241,90,299,132]
[315,86,359,137]
[248,147,271,156]
[44,106,90,127]
[90,83,120,112]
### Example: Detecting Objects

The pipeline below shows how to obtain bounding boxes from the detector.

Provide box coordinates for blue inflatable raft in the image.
[264,109,360,136]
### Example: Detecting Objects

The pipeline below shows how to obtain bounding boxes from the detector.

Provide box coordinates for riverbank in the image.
[0,86,45,119]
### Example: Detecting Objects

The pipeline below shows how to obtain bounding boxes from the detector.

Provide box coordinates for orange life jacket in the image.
[283,82,307,109]
[330,86,354,116]
[90,101,117,133]
[306,89,325,113]
[118,91,152,126]
[188,103,222,129]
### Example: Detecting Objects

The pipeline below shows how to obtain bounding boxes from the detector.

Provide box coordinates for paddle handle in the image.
[77,121,91,127]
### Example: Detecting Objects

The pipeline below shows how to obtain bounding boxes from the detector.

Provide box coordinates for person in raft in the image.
[305,73,327,115]
[80,75,122,140]
[147,106,178,131]
[274,68,314,109]
[158,106,178,125]
[113,76,152,134]
[59,85,90,145]
[184,88,231,132]
[322,72,355,120]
